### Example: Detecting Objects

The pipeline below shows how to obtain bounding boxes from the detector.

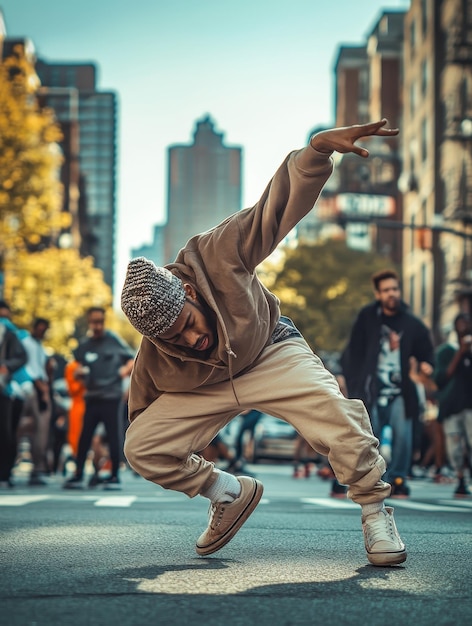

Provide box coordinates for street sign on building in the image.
[345,222,372,252]
[336,193,396,218]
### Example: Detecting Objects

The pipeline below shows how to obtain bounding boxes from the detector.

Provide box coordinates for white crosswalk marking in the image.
[439,499,472,509]
[0,495,49,506]
[94,496,137,507]
[385,499,470,512]
[0,493,471,512]
[301,497,358,509]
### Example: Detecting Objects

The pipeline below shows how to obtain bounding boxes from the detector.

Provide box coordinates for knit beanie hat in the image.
[121,257,186,338]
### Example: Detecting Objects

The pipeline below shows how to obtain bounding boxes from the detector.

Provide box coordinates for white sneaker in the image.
[362,506,407,566]
[196,476,263,556]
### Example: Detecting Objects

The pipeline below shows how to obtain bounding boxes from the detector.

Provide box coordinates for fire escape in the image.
[441,0,472,307]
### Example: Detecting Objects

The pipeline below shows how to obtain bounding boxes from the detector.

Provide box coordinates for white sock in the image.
[362,501,385,518]
[201,469,241,503]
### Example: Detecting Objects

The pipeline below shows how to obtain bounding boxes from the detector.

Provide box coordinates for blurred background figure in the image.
[433,313,472,498]
[0,303,27,489]
[21,317,53,486]
[118,357,134,470]
[45,354,74,476]
[292,434,315,479]
[64,359,86,463]
[341,269,435,499]
[408,356,450,484]
[200,433,235,468]
[225,409,263,475]
[63,307,135,490]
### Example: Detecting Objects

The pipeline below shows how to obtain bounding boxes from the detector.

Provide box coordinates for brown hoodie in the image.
[128,145,334,421]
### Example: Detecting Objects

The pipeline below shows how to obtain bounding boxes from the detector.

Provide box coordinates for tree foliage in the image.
[262,240,396,352]
[0,44,68,250]
[2,247,141,357]
[0,45,138,359]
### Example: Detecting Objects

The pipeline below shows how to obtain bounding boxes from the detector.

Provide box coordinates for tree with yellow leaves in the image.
[2,247,141,357]
[0,44,138,357]
[265,240,397,352]
[0,43,67,255]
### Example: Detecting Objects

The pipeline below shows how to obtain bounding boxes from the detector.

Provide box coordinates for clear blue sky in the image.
[1,0,410,297]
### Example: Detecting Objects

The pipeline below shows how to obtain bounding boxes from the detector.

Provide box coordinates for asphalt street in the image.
[1,464,471,626]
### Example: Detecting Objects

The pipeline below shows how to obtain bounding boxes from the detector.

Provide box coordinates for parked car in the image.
[243,414,299,463]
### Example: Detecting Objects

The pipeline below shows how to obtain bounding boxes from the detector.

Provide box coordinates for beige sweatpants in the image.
[124,338,390,505]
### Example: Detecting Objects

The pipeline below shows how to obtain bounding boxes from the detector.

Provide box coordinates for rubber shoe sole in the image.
[196,477,263,556]
[366,547,407,566]
[363,506,407,567]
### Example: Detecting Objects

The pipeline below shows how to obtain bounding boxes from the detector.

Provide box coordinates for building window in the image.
[409,274,415,311]
[410,19,416,58]
[358,68,369,101]
[410,214,416,253]
[420,263,427,317]
[410,151,416,179]
[66,68,76,87]
[421,118,428,163]
[380,15,389,35]
[410,81,417,119]
[421,59,428,97]
[421,0,428,37]
[51,68,61,84]
[444,167,457,213]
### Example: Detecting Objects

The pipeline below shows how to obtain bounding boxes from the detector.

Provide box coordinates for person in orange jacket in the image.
[64,360,86,459]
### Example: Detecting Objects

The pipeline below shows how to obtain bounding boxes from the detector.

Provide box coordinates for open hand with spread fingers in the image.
[310,119,399,158]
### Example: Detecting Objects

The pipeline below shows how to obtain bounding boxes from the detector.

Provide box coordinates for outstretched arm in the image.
[310,119,399,158]
[204,118,399,272]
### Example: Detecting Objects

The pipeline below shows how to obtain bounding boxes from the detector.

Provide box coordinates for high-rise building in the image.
[164,115,242,263]
[35,61,118,291]
[333,11,405,264]
[329,0,472,340]
[335,46,370,127]
[401,0,472,339]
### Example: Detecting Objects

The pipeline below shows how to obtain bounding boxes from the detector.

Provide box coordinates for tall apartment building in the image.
[333,11,405,265]
[440,0,472,326]
[402,0,472,339]
[164,115,242,263]
[335,46,370,127]
[35,61,118,291]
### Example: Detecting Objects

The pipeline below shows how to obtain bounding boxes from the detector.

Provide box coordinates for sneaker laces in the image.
[365,510,396,546]
[208,502,226,530]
